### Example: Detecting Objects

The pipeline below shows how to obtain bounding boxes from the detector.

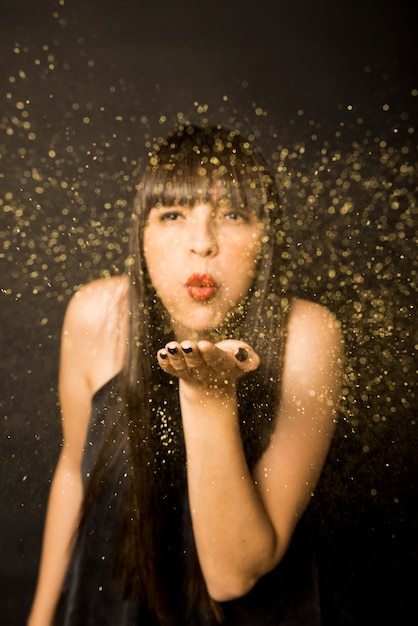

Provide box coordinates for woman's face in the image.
[143,201,262,341]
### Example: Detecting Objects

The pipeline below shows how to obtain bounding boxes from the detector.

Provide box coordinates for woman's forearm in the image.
[28,454,83,626]
[180,383,277,601]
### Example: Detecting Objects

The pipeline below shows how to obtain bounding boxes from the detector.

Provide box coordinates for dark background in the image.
[1,1,417,624]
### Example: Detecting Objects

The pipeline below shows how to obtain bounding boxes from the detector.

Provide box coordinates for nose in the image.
[189,210,218,257]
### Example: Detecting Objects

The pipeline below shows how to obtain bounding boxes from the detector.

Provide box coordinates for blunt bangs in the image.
[135,125,278,222]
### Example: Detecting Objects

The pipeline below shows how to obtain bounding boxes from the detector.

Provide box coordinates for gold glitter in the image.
[0,14,416,530]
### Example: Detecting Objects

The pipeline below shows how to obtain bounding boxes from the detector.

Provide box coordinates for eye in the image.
[222,210,250,223]
[159,210,184,222]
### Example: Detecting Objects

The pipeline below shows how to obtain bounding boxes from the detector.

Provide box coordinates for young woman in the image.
[28,124,343,625]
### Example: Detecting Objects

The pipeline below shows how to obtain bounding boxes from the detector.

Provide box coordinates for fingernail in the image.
[167,346,178,355]
[235,347,248,362]
[182,345,193,354]
[159,350,168,359]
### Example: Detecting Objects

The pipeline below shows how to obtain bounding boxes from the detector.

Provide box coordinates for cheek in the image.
[144,245,163,291]
[144,230,167,272]
[242,241,262,286]
[229,246,260,292]
[240,237,262,272]
[144,247,178,302]
[224,237,259,279]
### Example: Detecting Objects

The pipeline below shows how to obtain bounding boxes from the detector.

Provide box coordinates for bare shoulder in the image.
[64,274,129,335]
[61,275,129,392]
[67,273,129,315]
[288,295,341,329]
[284,297,344,381]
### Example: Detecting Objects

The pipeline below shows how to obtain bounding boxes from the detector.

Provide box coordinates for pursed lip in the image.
[185,273,218,302]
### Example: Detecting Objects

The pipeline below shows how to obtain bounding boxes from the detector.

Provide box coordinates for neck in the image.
[171,318,240,344]
[172,323,215,344]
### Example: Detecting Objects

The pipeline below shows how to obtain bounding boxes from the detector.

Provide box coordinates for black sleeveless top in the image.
[54,376,322,626]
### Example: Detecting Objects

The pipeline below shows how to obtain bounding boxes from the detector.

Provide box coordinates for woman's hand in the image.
[157,339,260,392]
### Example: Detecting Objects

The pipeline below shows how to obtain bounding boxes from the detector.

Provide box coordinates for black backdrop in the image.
[1,1,417,624]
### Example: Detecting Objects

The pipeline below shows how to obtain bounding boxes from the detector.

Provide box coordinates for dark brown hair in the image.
[81,124,289,624]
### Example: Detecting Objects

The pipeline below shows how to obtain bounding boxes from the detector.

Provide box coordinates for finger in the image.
[179,342,203,367]
[157,348,175,372]
[233,344,260,371]
[212,339,260,372]
[165,342,188,370]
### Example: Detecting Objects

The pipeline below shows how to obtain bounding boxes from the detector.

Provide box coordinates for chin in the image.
[173,315,226,340]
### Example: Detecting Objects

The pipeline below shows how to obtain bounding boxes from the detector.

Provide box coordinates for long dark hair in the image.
[80,125,290,624]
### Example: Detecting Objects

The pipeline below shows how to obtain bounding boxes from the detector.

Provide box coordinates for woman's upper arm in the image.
[254,299,344,562]
[57,276,127,467]
[57,287,98,466]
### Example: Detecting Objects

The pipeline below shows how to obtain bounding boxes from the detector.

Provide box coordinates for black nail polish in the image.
[182,346,193,354]
[235,347,248,362]
[160,351,168,359]
[167,346,178,355]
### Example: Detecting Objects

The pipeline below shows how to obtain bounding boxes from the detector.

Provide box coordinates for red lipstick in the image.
[186,273,218,302]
